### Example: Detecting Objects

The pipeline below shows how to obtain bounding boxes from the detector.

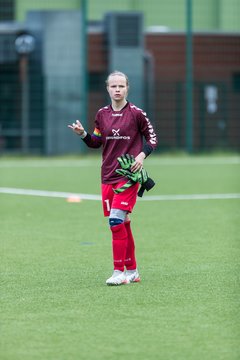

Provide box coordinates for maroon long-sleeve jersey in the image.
[83,102,158,184]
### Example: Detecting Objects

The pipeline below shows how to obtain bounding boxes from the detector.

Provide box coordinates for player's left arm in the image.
[131,111,158,172]
[131,151,145,172]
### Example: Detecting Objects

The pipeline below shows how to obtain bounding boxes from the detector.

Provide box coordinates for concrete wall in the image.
[219,0,240,32]
[16,0,80,21]
[16,0,240,31]
[26,10,85,154]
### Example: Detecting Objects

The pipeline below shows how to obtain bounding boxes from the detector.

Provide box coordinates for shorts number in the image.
[104,199,110,212]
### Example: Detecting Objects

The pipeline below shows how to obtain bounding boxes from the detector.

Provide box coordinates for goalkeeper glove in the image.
[115,167,147,184]
[113,154,136,194]
[114,167,155,197]
[138,174,155,197]
[117,154,135,170]
[114,153,155,197]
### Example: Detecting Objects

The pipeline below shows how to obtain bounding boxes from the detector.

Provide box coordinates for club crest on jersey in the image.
[112,129,120,136]
[106,128,130,140]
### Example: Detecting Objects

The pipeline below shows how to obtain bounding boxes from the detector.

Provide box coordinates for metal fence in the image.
[0,0,239,154]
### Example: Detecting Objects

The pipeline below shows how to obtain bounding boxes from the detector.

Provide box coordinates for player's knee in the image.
[109,217,123,227]
[109,208,127,227]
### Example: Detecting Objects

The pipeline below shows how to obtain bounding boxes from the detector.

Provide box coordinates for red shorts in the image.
[101,181,139,217]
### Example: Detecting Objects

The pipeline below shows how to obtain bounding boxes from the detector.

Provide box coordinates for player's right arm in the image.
[68,119,85,135]
[68,119,102,148]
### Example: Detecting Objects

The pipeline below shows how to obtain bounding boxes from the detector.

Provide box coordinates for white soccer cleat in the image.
[106,270,129,286]
[125,269,141,283]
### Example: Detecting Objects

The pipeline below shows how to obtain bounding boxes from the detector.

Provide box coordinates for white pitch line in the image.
[0,187,239,201]
[140,193,240,201]
[0,187,101,200]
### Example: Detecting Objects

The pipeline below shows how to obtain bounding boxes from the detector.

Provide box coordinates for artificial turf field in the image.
[0,154,240,360]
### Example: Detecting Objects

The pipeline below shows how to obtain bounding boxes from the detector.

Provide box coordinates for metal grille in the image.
[0,0,14,21]
[0,1,239,153]
[116,15,141,47]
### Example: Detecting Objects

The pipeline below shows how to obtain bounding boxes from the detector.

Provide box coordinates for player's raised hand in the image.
[68,120,85,135]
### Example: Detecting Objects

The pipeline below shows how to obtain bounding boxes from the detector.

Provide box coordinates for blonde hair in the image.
[105,71,129,87]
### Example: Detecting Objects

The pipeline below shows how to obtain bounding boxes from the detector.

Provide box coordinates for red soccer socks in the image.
[110,223,128,272]
[110,221,137,272]
[124,220,137,270]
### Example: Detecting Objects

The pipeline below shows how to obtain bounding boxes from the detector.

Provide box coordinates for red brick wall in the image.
[87,32,240,150]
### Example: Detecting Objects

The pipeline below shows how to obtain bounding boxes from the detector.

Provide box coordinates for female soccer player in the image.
[68,71,158,285]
